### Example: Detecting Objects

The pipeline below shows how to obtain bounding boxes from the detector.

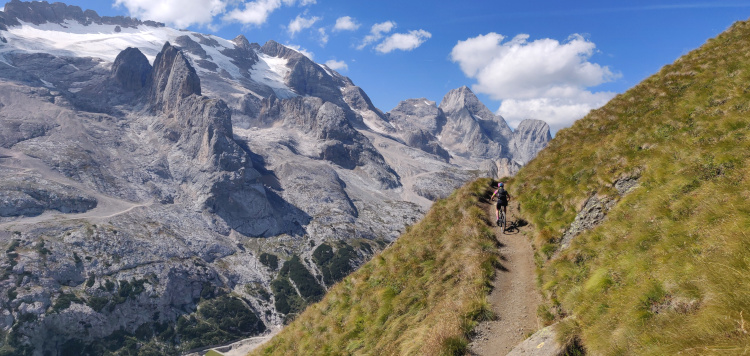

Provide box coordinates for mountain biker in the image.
[490,182,511,228]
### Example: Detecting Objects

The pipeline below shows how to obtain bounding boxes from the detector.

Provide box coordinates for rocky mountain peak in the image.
[388,98,444,136]
[510,119,552,165]
[111,47,151,91]
[2,0,164,28]
[515,119,551,137]
[260,40,303,60]
[148,42,202,112]
[439,86,492,118]
[232,34,260,51]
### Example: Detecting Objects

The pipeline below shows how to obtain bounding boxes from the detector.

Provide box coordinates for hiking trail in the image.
[469,201,543,355]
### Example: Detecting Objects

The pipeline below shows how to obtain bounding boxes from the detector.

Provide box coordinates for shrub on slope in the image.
[513,19,750,354]
[252,179,498,355]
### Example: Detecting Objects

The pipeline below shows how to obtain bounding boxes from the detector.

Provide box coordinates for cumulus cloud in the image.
[115,0,317,28]
[375,29,431,53]
[223,0,290,26]
[357,21,395,50]
[114,0,227,28]
[325,59,348,71]
[223,0,312,26]
[333,16,360,31]
[450,32,620,132]
[499,92,615,133]
[288,14,320,37]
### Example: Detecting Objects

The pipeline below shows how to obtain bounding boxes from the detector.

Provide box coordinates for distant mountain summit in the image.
[0,1,550,354]
[389,86,551,176]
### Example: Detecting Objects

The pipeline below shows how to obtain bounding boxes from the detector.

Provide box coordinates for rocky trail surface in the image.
[469,201,543,355]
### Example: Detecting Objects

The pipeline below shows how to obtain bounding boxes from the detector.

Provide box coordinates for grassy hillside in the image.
[512,19,750,354]
[251,179,498,355]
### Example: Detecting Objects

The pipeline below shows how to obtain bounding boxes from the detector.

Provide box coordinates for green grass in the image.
[512,17,750,355]
[251,179,499,355]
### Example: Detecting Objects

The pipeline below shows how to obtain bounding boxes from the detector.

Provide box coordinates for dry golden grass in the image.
[250,179,498,356]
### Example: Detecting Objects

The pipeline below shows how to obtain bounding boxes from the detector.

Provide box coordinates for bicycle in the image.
[491,196,507,233]
[497,208,506,233]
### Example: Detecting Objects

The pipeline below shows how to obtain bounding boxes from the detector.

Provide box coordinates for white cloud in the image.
[318,28,329,45]
[224,0,287,26]
[357,21,395,50]
[325,59,348,71]
[333,16,360,31]
[375,29,431,53]
[114,0,227,28]
[451,32,620,131]
[223,0,311,26]
[499,92,616,133]
[288,14,320,37]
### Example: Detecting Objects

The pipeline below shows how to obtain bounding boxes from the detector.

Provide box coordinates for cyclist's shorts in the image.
[496,200,508,208]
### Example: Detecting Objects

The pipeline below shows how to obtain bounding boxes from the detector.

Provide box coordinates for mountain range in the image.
[0,1,550,354]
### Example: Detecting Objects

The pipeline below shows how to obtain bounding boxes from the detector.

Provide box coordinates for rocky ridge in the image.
[388,86,552,175]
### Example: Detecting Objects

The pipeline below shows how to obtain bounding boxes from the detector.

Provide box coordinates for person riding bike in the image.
[490,182,511,228]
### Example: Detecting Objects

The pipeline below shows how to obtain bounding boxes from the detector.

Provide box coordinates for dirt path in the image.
[469,203,543,355]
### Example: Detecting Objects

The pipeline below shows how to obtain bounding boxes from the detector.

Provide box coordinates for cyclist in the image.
[490,182,511,228]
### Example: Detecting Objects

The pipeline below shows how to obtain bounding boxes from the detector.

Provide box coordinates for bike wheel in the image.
[500,213,506,233]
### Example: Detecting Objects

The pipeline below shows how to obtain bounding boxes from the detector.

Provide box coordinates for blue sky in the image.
[5,0,750,131]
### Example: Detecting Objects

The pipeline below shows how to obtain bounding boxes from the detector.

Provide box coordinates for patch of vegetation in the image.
[313,243,357,286]
[57,329,178,356]
[510,18,750,354]
[279,255,325,302]
[104,279,115,292]
[85,274,95,288]
[52,293,82,313]
[259,253,278,270]
[270,278,305,317]
[35,241,50,255]
[5,239,20,253]
[245,283,271,302]
[176,295,265,350]
[6,288,16,302]
[253,179,498,355]
[86,296,109,312]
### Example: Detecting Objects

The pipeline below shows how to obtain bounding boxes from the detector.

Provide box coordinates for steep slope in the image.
[512,18,750,354]
[251,179,498,356]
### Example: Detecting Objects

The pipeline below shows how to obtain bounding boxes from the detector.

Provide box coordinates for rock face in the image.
[511,119,552,165]
[111,47,151,91]
[387,86,551,176]
[0,2,550,354]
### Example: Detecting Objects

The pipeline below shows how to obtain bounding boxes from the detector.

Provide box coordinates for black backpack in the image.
[497,188,508,202]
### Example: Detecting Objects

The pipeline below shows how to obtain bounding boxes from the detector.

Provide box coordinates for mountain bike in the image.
[491,196,507,233]
[496,208,506,233]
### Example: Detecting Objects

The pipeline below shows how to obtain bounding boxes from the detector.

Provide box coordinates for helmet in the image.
[498,182,504,187]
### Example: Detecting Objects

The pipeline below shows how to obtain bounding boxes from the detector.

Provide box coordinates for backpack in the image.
[496,188,508,202]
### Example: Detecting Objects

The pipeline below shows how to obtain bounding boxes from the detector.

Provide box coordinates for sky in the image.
[4,0,750,133]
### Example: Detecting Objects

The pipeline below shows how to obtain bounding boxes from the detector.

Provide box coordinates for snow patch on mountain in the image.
[0,20,295,97]
[251,53,295,99]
